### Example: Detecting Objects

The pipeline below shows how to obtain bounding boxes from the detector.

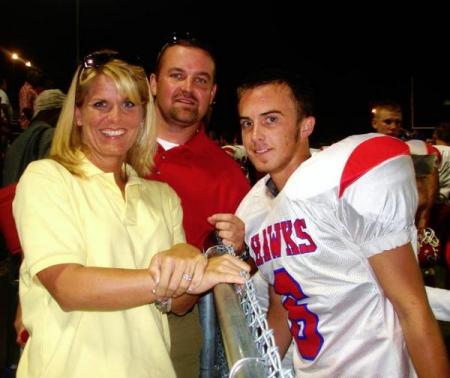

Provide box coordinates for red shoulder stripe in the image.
[339,136,409,198]
[427,144,441,159]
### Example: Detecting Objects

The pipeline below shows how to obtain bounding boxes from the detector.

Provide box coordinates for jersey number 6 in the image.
[273,268,323,360]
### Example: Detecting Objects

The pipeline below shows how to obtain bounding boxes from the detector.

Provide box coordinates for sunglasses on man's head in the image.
[382,118,402,126]
[155,32,214,76]
[167,31,197,45]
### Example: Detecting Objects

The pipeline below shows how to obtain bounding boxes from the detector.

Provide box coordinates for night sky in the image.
[2,1,449,145]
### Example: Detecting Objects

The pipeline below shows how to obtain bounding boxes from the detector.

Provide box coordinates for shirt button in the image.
[161,154,166,160]
[156,171,160,175]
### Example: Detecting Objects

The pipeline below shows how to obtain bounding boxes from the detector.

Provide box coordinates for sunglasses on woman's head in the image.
[81,51,143,69]
[76,50,143,92]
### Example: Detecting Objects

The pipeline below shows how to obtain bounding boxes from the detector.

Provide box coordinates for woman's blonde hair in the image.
[49,51,156,177]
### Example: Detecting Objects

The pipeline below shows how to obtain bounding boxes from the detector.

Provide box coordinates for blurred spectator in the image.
[18,69,45,128]
[370,100,415,139]
[431,123,450,272]
[18,108,33,130]
[0,76,13,124]
[370,101,442,277]
[2,89,66,186]
[405,140,440,229]
[433,123,450,203]
[222,137,248,169]
[405,140,441,273]
[1,76,14,161]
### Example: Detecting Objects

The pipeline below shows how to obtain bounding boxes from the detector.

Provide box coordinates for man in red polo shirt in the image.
[147,33,250,377]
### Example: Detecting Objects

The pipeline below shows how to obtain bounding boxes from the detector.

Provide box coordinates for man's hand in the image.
[188,254,250,294]
[208,213,245,253]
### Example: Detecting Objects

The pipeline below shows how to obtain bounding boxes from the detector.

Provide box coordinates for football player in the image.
[235,68,450,377]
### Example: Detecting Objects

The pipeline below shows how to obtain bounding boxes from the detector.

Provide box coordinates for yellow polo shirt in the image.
[13,157,184,378]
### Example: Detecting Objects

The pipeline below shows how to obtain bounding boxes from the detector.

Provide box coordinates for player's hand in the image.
[188,254,250,294]
[208,213,245,253]
[148,243,206,299]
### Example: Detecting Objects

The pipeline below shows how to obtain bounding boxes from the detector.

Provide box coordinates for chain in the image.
[235,273,294,378]
[207,244,294,378]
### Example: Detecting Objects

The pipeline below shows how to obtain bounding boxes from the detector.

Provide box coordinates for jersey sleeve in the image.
[339,155,418,259]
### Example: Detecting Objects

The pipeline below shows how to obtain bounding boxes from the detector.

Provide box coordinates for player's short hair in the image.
[236,67,314,120]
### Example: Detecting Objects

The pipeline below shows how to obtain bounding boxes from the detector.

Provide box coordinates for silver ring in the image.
[182,273,193,281]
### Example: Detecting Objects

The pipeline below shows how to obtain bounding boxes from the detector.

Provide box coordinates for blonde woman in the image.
[13,50,249,378]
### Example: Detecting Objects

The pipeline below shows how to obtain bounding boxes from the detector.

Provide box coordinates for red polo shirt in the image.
[146,128,250,249]
[0,184,21,255]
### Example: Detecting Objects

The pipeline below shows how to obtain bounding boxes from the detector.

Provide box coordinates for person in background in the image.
[1,76,14,161]
[13,50,249,378]
[18,109,33,130]
[2,88,67,357]
[18,69,45,129]
[0,76,13,125]
[431,123,450,273]
[370,100,441,270]
[221,135,249,175]
[370,99,405,138]
[147,33,250,377]
[433,123,450,203]
[404,140,441,271]
[236,68,449,377]
[2,89,66,186]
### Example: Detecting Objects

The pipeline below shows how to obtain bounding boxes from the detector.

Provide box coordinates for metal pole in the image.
[199,292,217,377]
[214,283,266,378]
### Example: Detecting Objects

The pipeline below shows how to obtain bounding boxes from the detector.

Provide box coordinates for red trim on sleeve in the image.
[427,143,441,159]
[339,136,410,198]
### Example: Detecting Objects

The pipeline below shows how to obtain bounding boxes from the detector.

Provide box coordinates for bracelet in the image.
[154,297,172,313]
[152,286,172,313]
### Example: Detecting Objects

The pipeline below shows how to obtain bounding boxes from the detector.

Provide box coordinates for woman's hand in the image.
[148,243,206,299]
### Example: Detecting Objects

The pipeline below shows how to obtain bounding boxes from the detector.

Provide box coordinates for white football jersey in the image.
[237,133,418,377]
